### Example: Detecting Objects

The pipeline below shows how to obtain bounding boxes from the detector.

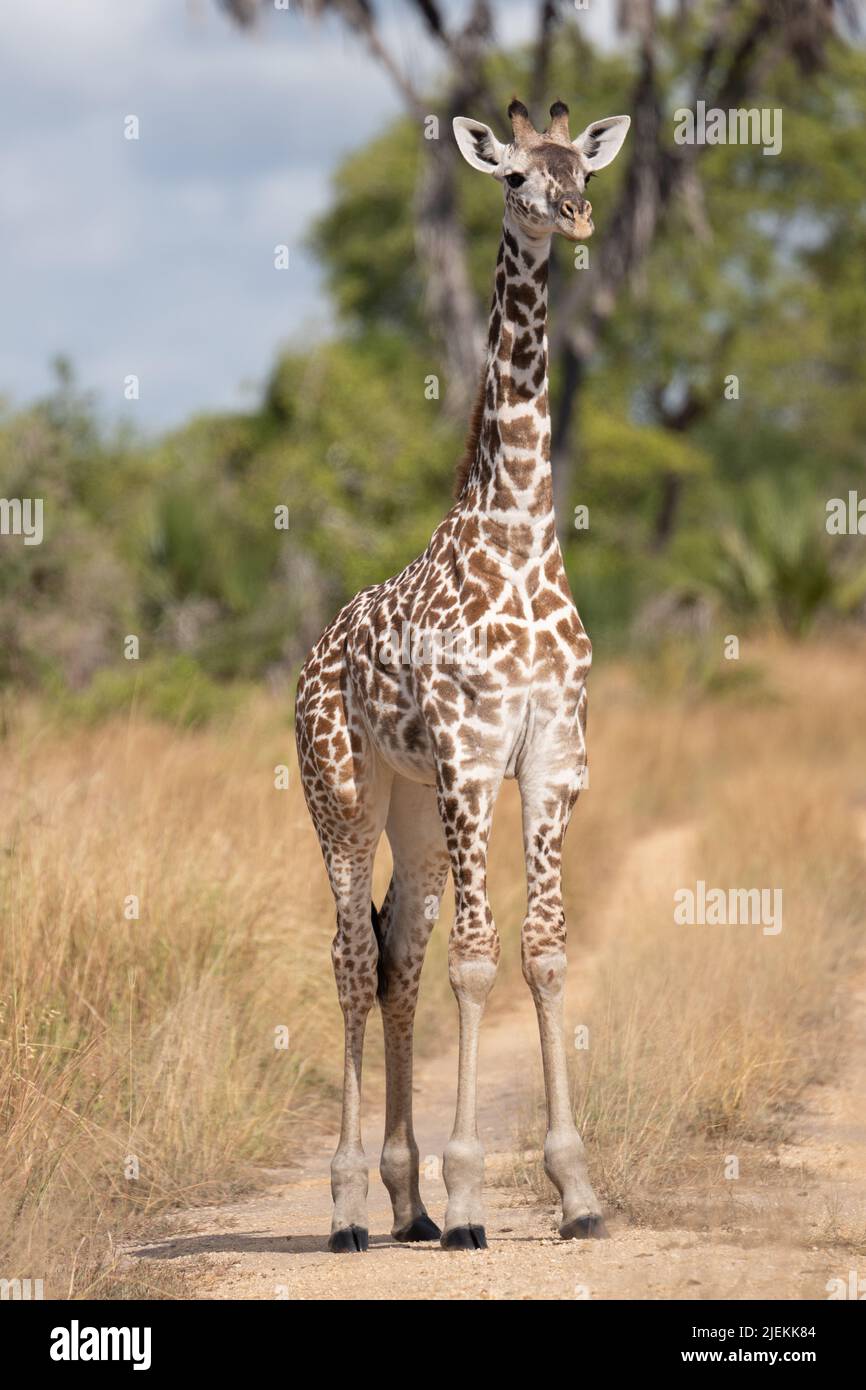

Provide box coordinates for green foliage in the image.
[0,338,463,712]
[63,655,247,728]
[633,637,773,703]
[669,478,866,637]
[312,123,424,337]
[264,334,459,598]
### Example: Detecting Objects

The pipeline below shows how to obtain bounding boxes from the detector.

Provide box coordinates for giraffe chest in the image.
[346,552,590,784]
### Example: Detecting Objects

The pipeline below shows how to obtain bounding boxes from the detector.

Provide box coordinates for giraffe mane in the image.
[454,370,487,499]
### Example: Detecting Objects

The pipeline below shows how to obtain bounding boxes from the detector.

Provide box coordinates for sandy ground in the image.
[127,830,866,1301]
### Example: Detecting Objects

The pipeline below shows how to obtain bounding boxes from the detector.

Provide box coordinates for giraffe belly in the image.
[374,743,438,786]
[353,672,439,786]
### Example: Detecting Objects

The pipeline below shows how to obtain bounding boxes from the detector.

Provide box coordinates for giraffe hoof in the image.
[393,1214,442,1243]
[328,1225,369,1253]
[441,1225,487,1251]
[560,1215,609,1240]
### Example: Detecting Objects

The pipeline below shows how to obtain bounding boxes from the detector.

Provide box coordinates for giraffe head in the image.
[453,99,630,242]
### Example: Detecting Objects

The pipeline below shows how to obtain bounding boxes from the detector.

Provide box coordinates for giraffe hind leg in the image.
[377,777,450,1242]
[322,835,382,1252]
[295,645,398,1251]
[307,753,391,1252]
[369,901,387,1001]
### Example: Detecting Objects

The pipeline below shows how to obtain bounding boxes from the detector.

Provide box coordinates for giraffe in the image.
[295,98,630,1253]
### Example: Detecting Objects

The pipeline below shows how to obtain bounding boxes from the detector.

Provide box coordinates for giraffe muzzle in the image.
[558,195,593,240]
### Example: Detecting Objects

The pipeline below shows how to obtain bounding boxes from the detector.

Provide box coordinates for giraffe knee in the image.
[522,944,567,1000]
[448,952,498,1005]
[448,899,499,997]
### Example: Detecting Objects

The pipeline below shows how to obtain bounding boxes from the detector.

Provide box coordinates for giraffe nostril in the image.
[560,196,590,222]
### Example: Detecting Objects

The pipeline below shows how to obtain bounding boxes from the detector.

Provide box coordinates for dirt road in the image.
[127,986,866,1299]
[127,829,866,1300]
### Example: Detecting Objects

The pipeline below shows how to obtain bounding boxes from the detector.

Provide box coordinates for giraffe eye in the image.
[584,172,594,185]
[505,172,526,189]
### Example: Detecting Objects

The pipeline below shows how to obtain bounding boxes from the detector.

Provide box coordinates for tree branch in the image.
[284,0,494,417]
[530,0,560,111]
[413,1,494,417]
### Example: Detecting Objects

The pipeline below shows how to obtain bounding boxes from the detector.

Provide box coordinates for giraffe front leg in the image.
[523,947,607,1239]
[442,954,497,1248]
[437,771,501,1250]
[519,747,608,1240]
[379,941,438,1241]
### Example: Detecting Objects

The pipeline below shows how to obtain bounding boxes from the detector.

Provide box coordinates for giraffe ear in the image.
[452,117,506,174]
[572,114,631,171]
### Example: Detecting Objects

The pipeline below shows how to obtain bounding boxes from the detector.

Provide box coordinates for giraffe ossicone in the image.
[295,98,630,1253]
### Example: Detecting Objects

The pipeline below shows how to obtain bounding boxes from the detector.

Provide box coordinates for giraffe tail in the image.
[370,902,387,1002]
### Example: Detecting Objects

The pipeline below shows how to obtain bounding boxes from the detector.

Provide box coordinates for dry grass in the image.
[0,700,345,1296]
[1,634,864,1293]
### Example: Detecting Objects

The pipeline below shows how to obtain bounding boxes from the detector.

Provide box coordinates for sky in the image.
[0,0,613,431]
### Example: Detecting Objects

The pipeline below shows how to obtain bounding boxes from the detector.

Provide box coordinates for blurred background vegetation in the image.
[2,1,865,725]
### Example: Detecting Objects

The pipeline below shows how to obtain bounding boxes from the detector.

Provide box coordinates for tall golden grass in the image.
[0,702,337,1295]
[1,635,864,1292]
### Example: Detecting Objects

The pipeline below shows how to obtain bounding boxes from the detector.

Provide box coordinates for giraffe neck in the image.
[461,214,554,555]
